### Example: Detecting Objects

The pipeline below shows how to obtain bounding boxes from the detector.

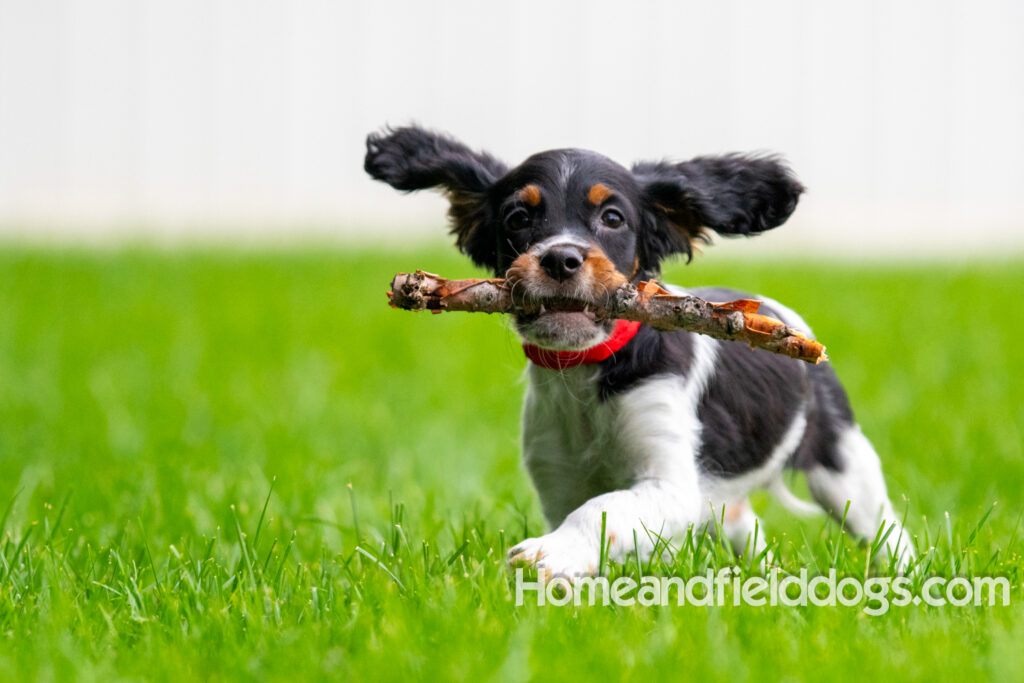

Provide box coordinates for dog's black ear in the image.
[632,154,803,270]
[365,126,508,269]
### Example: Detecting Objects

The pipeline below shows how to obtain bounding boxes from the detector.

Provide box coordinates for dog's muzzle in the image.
[506,242,629,351]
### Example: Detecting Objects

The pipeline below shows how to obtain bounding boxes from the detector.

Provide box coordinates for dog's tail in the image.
[768,478,823,518]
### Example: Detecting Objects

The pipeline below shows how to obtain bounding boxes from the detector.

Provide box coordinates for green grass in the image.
[0,244,1022,681]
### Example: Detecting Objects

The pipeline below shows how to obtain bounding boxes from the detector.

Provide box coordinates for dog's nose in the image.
[539,245,585,282]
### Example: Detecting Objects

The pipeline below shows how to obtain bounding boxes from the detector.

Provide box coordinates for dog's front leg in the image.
[511,372,709,579]
[508,478,702,579]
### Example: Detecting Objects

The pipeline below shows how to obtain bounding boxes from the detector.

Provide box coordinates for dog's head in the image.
[365,125,803,351]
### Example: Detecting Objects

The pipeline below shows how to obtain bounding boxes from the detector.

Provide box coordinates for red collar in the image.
[522,320,642,370]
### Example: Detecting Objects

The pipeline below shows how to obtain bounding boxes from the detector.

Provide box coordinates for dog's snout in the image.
[539,245,585,282]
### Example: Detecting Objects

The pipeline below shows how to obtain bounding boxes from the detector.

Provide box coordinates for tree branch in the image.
[388,270,828,364]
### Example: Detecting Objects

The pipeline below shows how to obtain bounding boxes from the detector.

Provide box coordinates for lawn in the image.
[0,244,1021,681]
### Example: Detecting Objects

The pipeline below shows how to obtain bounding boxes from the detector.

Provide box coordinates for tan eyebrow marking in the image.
[588,183,613,205]
[518,184,541,207]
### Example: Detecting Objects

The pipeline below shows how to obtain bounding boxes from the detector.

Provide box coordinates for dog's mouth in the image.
[506,249,627,351]
[524,298,599,316]
[514,308,612,351]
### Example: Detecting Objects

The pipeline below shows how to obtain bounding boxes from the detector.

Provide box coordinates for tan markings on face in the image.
[588,183,613,206]
[580,247,629,292]
[504,252,547,306]
[504,247,627,300]
[519,184,542,207]
[505,252,543,289]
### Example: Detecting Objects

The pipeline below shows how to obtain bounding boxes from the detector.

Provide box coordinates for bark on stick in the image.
[388,270,828,364]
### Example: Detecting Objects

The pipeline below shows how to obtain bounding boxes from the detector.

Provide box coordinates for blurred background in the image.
[1,0,1022,256]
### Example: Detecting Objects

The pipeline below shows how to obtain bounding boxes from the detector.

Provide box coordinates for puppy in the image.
[365,125,915,577]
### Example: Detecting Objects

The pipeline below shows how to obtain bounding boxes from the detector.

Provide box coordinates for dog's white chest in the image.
[519,359,711,527]
[521,365,633,487]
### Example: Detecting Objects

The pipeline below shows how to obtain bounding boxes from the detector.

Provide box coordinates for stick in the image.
[388,270,828,364]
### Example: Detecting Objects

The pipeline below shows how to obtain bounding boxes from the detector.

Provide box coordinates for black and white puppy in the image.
[365,125,914,577]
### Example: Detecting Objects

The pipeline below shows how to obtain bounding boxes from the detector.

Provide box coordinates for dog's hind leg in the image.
[720,499,774,571]
[804,425,916,573]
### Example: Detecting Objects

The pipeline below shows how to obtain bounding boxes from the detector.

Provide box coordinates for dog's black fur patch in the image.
[597,323,695,400]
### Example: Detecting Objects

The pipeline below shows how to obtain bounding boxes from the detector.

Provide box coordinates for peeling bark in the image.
[388,271,828,364]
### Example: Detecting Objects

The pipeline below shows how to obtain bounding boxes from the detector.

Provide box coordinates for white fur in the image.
[805,426,916,572]
[511,337,721,576]
[530,233,591,254]
[768,478,824,518]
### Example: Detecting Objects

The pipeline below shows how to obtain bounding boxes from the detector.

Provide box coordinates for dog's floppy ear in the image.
[365,125,508,269]
[632,154,804,270]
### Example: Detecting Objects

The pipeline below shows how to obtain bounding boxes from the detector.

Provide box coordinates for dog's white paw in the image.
[507,530,599,581]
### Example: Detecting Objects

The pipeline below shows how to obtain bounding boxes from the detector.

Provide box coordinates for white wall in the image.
[1,0,1022,254]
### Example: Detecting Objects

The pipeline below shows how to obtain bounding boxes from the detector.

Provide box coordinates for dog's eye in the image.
[601,209,625,229]
[506,209,532,231]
